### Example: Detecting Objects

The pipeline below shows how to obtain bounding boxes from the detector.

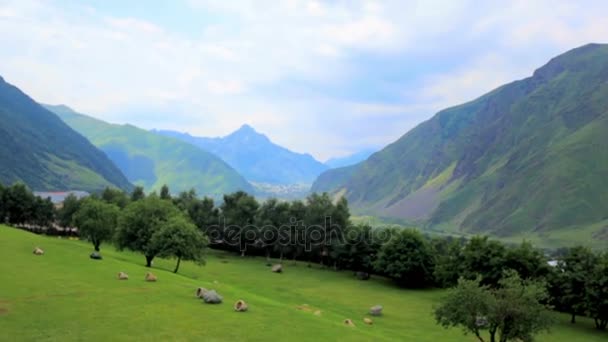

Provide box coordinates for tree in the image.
[174,189,219,234]
[74,198,119,251]
[4,183,35,224]
[461,236,507,287]
[504,241,550,281]
[557,246,598,323]
[101,187,129,208]
[32,196,55,227]
[150,214,208,273]
[586,252,608,330]
[160,184,171,200]
[115,196,181,267]
[374,229,435,288]
[0,183,5,223]
[57,194,82,228]
[220,191,259,256]
[130,186,145,202]
[435,272,553,342]
[433,238,465,288]
[336,224,380,273]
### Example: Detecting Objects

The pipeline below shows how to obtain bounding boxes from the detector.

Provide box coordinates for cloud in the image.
[0,0,606,160]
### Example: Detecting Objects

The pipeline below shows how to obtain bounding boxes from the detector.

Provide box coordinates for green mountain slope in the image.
[47,105,253,197]
[154,125,328,185]
[312,43,608,239]
[0,76,132,192]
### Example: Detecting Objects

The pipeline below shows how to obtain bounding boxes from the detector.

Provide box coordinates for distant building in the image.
[547,260,559,267]
[33,190,90,205]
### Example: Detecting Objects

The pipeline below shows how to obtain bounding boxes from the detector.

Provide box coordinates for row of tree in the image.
[1,183,606,334]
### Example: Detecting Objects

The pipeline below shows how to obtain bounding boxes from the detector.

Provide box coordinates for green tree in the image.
[558,246,598,323]
[433,238,465,288]
[0,183,5,223]
[336,224,380,273]
[57,194,82,228]
[586,252,608,330]
[32,196,55,227]
[130,186,145,202]
[101,187,129,208]
[220,191,259,256]
[4,183,35,224]
[435,272,553,342]
[461,236,507,287]
[150,214,208,273]
[504,241,550,281]
[160,184,171,200]
[287,200,306,265]
[74,198,119,251]
[115,196,181,267]
[374,229,435,288]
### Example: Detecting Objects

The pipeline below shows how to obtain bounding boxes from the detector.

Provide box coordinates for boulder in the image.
[33,247,44,255]
[90,252,103,260]
[343,319,355,327]
[363,317,373,325]
[369,305,383,316]
[196,287,209,298]
[117,272,129,280]
[355,271,370,280]
[202,290,223,304]
[271,264,283,273]
[234,300,248,312]
[145,272,157,282]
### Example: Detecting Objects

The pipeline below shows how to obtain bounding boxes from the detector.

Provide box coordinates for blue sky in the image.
[1,0,607,160]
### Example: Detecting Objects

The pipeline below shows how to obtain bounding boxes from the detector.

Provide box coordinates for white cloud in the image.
[0,0,606,160]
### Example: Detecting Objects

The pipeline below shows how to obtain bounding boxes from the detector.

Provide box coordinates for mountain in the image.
[154,125,328,185]
[47,105,253,197]
[0,76,132,192]
[325,149,377,169]
[312,43,608,240]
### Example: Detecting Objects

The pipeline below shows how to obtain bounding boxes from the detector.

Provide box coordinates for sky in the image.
[1,0,607,161]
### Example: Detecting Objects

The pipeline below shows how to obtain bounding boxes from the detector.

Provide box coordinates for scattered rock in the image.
[355,271,370,280]
[33,247,44,255]
[202,290,223,304]
[117,272,129,280]
[196,287,209,298]
[90,252,102,260]
[145,272,157,282]
[363,317,373,325]
[271,264,283,273]
[314,310,322,316]
[296,304,311,312]
[369,305,383,316]
[234,300,248,312]
[344,319,355,327]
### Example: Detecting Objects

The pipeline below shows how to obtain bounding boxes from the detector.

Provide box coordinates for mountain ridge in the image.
[312,43,608,240]
[153,126,328,185]
[0,77,132,192]
[47,105,253,197]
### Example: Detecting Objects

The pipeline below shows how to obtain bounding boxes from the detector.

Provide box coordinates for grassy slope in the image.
[0,226,605,341]
[46,105,253,197]
[0,77,132,192]
[311,44,608,245]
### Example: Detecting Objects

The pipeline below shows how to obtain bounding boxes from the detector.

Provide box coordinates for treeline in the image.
[0,183,606,331]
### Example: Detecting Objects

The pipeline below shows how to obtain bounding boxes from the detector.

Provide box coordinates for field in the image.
[0,226,604,341]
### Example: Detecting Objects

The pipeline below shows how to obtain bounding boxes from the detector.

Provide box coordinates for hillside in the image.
[47,105,253,197]
[312,43,608,240]
[0,226,603,341]
[0,76,132,192]
[154,125,328,185]
[325,149,376,169]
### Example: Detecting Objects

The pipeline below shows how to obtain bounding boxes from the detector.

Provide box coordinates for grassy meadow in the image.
[0,225,604,341]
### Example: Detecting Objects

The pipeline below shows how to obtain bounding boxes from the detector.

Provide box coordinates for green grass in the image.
[0,226,605,341]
